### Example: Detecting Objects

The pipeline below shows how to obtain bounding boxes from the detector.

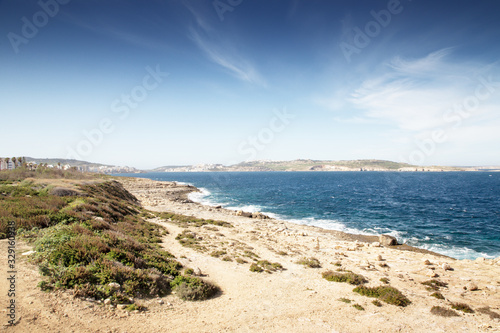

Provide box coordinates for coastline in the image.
[115,176,499,332]
[121,176,449,258]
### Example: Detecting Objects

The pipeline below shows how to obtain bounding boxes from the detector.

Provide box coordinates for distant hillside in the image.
[150,159,477,173]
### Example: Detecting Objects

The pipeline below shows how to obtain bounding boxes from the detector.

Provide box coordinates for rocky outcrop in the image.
[379,234,398,246]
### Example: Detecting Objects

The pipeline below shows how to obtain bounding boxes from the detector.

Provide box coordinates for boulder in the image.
[236,210,253,217]
[252,212,269,219]
[379,234,398,246]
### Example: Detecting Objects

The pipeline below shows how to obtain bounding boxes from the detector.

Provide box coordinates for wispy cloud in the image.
[184,4,266,87]
[348,48,500,131]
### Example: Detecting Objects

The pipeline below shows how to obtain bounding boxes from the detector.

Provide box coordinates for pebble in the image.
[158,299,164,305]
[376,255,383,261]
[371,242,381,247]
[423,259,431,265]
[442,263,452,271]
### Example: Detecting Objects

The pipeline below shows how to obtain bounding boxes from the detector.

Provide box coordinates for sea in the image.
[114,171,500,260]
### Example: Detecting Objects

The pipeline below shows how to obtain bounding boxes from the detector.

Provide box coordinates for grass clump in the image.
[379,277,389,284]
[338,297,352,303]
[322,270,367,285]
[156,212,232,228]
[249,260,284,273]
[430,306,459,317]
[175,230,207,252]
[210,250,227,258]
[170,275,219,301]
[277,251,288,256]
[235,258,247,264]
[249,263,263,273]
[421,279,448,291]
[296,257,321,268]
[372,300,382,307]
[451,302,474,313]
[430,292,445,300]
[352,285,411,307]
[352,304,364,311]
[477,307,500,319]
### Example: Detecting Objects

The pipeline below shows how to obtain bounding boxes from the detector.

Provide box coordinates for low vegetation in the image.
[322,270,367,285]
[296,257,321,268]
[477,307,500,319]
[430,306,460,317]
[352,285,411,307]
[0,170,219,307]
[352,304,364,311]
[249,260,284,273]
[451,302,474,313]
[430,292,445,300]
[338,297,352,303]
[421,279,448,291]
[155,211,232,228]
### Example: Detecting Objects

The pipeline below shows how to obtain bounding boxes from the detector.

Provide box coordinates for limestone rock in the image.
[376,255,383,261]
[423,259,432,265]
[108,282,121,290]
[193,267,202,276]
[371,242,381,247]
[379,234,398,246]
[104,298,112,305]
[465,282,478,291]
[442,263,452,271]
[236,210,253,217]
[117,304,127,310]
[252,212,269,219]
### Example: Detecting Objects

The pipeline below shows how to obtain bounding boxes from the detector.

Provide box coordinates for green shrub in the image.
[249,263,263,272]
[451,302,474,313]
[352,304,364,311]
[338,298,351,303]
[477,307,500,319]
[296,257,321,268]
[379,277,389,284]
[322,270,367,285]
[430,306,459,317]
[430,292,445,300]
[421,279,448,291]
[372,300,382,307]
[171,276,219,301]
[352,285,411,307]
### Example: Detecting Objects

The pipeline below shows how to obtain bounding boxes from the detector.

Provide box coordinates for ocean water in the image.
[116,172,500,260]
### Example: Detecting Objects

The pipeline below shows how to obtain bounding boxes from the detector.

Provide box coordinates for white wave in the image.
[174,181,193,186]
[416,243,499,260]
[226,204,263,213]
[285,217,378,237]
[188,188,215,206]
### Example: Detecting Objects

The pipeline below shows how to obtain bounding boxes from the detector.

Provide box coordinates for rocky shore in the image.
[2,176,499,333]
[119,177,500,332]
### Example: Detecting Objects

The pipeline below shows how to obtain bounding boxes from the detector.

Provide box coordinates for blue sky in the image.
[1,0,500,169]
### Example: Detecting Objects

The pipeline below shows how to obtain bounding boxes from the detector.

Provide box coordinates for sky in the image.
[1,0,500,169]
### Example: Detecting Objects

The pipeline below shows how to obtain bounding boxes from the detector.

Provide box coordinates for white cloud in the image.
[189,28,266,86]
[185,5,266,87]
[348,49,500,132]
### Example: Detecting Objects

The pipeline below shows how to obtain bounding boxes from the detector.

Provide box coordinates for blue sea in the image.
[115,172,500,260]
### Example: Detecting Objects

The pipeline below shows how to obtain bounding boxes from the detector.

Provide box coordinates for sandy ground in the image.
[1,177,499,332]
